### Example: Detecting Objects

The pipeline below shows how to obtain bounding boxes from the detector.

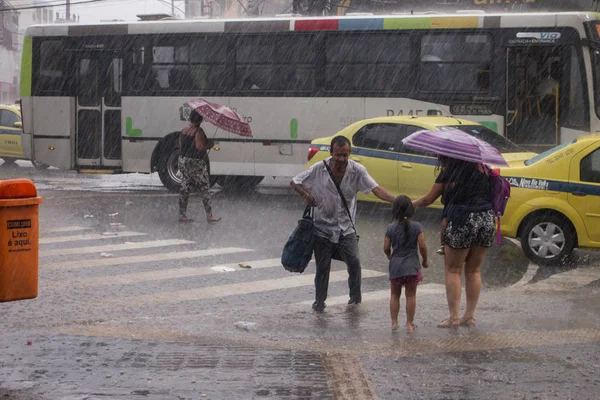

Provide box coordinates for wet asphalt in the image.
[1,161,600,399]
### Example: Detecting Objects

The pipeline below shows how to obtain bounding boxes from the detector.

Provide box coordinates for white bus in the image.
[19,11,600,191]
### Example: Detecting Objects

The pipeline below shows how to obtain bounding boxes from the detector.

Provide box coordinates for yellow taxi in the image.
[499,135,600,265]
[0,104,24,165]
[306,116,535,205]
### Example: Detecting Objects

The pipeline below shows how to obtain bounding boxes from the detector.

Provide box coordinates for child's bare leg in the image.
[390,283,402,331]
[405,284,417,333]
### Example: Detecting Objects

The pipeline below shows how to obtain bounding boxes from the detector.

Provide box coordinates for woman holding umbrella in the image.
[404,129,506,328]
[178,110,221,223]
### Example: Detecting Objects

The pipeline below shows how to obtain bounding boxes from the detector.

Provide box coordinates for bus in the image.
[19,11,600,191]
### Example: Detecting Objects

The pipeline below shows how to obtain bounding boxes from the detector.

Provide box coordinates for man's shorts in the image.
[444,210,495,249]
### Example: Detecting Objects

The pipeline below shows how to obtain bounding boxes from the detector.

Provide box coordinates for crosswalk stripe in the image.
[42,246,252,269]
[525,268,600,292]
[296,284,447,306]
[126,269,386,305]
[58,258,289,286]
[40,239,194,257]
[39,231,147,245]
[42,226,93,234]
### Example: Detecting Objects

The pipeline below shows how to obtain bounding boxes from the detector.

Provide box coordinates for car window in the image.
[399,125,437,157]
[525,140,576,166]
[352,123,401,152]
[580,148,600,184]
[0,110,20,127]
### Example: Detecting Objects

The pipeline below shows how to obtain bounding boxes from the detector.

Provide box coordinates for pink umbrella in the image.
[401,128,509,167]
[185,98,252,137]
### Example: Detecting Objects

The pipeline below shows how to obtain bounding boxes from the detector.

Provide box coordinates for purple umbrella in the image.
[401,128,509,167]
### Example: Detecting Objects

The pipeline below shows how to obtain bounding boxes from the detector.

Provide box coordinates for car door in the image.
[0,110,23,158]
[395,125,440,203]
[350,123,401,201]
[568,144,600,243]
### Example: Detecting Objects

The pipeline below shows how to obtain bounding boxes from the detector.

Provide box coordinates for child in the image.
[384,195,428,333]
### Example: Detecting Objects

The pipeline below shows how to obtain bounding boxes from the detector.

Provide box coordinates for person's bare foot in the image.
[406,323,416,333]
[460,317,476,327]
[391,322,399,331]
[207,216,221,223]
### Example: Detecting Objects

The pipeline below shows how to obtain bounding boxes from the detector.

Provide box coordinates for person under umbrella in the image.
[178,110,221,223]
[403,128,508,328]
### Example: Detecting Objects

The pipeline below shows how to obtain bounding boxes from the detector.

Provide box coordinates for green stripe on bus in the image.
[290,118,298,139]
[20,36,33,97]
[479,121,498,132]
[383,17,431,30]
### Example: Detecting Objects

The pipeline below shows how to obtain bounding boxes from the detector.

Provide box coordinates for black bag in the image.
[281,206,315,273]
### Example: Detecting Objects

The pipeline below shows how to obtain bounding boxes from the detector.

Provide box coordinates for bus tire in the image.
[32,161,49,170]
[158,148,218,192]
[216,175,264,191]
[158,148,182,193]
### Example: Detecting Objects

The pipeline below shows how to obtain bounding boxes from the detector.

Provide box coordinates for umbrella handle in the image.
[207,127,219,155]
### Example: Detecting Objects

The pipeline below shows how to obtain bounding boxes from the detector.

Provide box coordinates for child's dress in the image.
[386,221,424,286]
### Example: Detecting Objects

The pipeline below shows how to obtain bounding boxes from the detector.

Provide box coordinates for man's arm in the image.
[290,181,315,205]
[372,186,395,203]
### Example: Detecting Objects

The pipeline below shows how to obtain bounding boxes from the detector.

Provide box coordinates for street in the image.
[1,163,600,399]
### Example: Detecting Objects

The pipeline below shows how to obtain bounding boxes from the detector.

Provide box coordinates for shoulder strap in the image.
[323,160,358,236]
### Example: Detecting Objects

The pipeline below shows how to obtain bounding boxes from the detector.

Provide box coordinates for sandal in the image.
[179,216,195,223]
[207,216,222,223]
[460,317,476,327]
[437,318,460,328]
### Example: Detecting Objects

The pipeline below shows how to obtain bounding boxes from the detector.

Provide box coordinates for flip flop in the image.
[460,317,476,327]
[437,318,460,328]
[179,216,195,223]
[207,217,222,223]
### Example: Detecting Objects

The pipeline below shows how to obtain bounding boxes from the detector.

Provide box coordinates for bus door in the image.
[505,43,564,151]
[75,51,122,168]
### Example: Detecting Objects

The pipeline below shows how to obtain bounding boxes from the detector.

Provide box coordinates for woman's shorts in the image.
[444,210,495,249]
[391,269,423,287]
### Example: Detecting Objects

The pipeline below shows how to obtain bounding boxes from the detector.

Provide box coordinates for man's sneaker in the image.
[312,302,326,313]
[348,298,362,305]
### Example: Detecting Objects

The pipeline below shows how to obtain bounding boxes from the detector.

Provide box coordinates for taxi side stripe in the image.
[351,147,438,166]
[505,176,600,196]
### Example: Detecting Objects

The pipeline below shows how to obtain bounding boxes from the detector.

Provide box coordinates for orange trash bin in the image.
[0,179,42,302]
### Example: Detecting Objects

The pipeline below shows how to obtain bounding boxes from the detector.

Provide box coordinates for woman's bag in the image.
[281,206,315,273]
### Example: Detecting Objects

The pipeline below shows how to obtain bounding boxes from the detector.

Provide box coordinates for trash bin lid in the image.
[0,179,37,199]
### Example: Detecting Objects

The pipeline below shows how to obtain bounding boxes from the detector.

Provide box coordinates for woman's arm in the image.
[194,128,208,151]
[412,183,444,208]
[383,237,392,260]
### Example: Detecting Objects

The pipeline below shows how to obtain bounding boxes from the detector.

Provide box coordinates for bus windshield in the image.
[444,125,525,153]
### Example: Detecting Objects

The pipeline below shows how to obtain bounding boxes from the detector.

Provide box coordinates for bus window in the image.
[566,46,587,129]
[419,33,491,93]
[324,33,413,94]
[190,36,227,90]
[234,35,315,92]
[36,40,67,94]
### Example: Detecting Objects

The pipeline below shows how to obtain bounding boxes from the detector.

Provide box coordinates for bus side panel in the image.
[365,98,505,134]
[32,97,73,170]
[231,97,365,176]
[20,97,33,159]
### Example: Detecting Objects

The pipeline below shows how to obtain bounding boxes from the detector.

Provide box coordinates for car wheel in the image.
[520,214,575,266]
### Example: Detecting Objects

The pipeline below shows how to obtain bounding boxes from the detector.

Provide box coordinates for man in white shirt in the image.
[291,136,395,312]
